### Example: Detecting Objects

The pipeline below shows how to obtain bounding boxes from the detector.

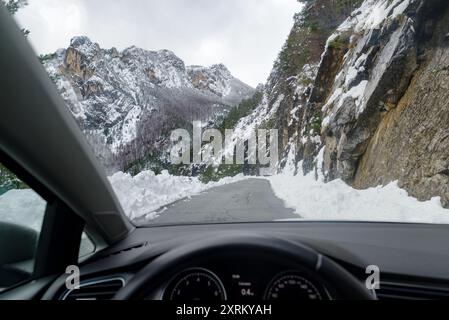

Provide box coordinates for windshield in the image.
[8,0,449,226]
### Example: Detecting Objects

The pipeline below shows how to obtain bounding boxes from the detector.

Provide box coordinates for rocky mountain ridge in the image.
[43,36,254,171]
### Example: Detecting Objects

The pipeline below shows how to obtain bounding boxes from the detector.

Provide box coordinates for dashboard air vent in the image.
[377,280,449,300]
[60,277,125,300]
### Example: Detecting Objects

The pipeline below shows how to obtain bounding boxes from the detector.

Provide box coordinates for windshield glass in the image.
[10,0,449,226]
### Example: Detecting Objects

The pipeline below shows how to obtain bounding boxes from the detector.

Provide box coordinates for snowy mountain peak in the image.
[156,48,181,60]
[70,35,92,47]
[210,63,231,74]
[186,63,250,104]
[68,35,99,59]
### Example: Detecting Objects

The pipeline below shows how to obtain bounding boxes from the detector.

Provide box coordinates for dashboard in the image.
[149,260,333,301]
[41,222,449,300]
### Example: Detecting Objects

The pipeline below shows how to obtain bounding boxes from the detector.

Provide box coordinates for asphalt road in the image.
[135,178,298,225]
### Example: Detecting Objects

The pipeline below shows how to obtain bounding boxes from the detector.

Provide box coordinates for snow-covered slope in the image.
[43,36,254,171]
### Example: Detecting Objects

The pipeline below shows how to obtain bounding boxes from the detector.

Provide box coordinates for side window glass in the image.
[0,163,46,291]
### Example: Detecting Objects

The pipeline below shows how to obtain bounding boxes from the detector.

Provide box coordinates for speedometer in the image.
[264,272,325,300]
[164,268,227,301]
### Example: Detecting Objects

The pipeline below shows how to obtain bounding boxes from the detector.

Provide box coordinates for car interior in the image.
[2,3,449,302]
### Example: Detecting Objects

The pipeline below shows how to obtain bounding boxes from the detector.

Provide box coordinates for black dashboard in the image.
[146,258,334,301]
[42,221,449,300]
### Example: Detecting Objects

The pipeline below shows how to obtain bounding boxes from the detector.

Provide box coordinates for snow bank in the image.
[2,167,448,229]
[0,189,46,231]
[0,171,245,229]
[268,173,449,224]
[109,170,246,221]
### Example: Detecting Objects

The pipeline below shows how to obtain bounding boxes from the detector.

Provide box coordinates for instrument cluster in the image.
[161,262,332,301]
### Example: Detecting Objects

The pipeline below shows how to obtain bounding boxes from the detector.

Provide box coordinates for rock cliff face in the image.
[230,0,449,208]
[43,36,254,171]
[349,0,449,207]
[317,0,449,207]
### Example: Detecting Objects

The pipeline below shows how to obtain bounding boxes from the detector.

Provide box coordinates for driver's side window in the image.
[0,163,46,291]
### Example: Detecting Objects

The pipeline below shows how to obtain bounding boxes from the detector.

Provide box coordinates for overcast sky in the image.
[15,0,302,87]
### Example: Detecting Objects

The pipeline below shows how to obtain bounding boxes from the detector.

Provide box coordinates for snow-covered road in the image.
[133,178,297,225]
[3,169,448,231]
[129,171,449,226]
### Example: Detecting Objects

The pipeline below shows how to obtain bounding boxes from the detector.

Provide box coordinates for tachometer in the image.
[164,268,226,301]
[264,272,324,300]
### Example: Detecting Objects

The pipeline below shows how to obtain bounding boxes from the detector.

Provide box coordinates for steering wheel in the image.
[113,232,374,300]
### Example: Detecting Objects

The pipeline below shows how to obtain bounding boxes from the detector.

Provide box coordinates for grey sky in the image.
[15,0,301,87]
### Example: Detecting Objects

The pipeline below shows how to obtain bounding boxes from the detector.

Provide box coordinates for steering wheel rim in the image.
[113,232,374,300]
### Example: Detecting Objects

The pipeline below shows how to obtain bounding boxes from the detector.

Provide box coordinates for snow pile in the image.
[109,170,246,220]
[268,171,449,224]
[0,189,46,231]
[1,167,448,228]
